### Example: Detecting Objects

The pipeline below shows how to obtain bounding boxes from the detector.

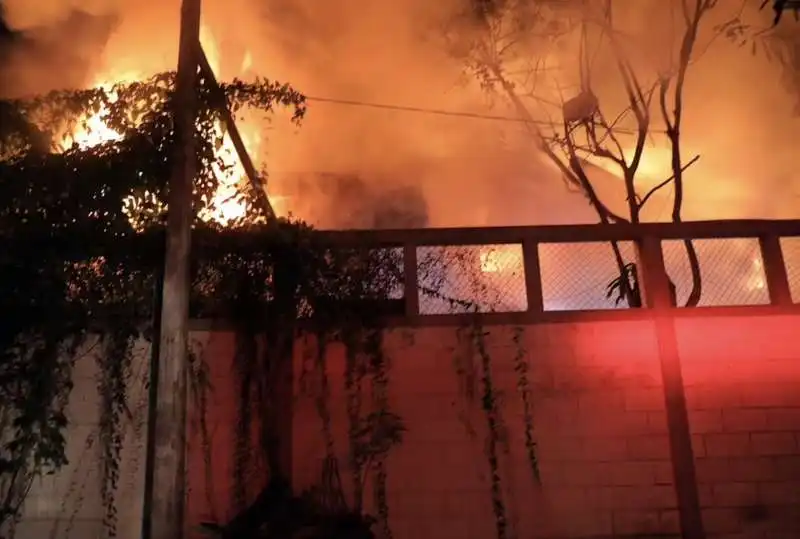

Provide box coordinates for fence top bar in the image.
[308,219,800,248]
[18,219,798,254]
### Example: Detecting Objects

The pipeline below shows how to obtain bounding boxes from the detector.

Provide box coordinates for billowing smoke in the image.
[1,0,799,227]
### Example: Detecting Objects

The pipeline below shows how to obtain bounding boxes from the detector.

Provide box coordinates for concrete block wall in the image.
[12,311,800,539]
[292,320,681,539]
[676,315,800,539]
[13,336,149,539]
[184,331,271,533]
[9,331,265,539]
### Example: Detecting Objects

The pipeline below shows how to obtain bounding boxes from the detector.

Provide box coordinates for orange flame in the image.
[60,27,270,229]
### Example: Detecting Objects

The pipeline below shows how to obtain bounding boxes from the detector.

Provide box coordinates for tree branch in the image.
[637,154,700,211]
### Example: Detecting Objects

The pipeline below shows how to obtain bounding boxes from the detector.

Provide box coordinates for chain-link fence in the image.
[779,237,800,304]
[661,238,770,307]
[416,244,527,314]
[537,241,639,311]
[419,237,786,314]
[255,234,798,317]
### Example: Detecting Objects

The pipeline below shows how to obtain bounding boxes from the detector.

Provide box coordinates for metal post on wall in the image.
[637,236,706,539]
[145,0,202,538]
[758,235,793,306]
[522,238,543,314]
[403,243,419,318]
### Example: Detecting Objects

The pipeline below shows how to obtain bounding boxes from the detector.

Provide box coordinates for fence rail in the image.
[302,219,800,322]
[311,219,800,246]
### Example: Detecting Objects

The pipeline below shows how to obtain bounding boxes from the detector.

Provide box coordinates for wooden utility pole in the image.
[145,0,202,538]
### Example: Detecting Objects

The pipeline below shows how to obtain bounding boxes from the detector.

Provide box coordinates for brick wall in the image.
[184,331,272,531]
[292,321,679,539]
[12,311,800,539]
[676,315,800,538]
[13,336,149,539]
[289,313,800,539]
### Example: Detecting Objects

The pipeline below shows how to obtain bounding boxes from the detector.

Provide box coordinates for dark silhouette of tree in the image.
[763,0,799,25]
[447,0,719,307]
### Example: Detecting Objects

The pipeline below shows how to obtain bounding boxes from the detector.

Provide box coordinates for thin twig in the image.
[637,154,701,210]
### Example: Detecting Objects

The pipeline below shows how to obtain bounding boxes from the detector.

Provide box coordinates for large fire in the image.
[59,28,265,229]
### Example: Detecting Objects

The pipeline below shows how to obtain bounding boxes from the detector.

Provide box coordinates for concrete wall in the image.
[677,315,800,538]
[14,337,150,539]
[290,313,800,539]
[292,321,676,539]
[11,311,800,539]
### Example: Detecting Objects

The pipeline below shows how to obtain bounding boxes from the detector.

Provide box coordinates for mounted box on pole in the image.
[145,0,202,538]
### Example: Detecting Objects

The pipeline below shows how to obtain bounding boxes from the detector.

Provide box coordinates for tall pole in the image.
[147,0,202,538]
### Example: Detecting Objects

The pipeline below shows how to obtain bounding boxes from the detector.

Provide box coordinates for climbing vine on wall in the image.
[471,322,508,539]
[511,326,540,486]
[441,250,543,539]
[364,328,394,539]
[188,223,411,537]
[0,68,542,539]
[0,68,414,538]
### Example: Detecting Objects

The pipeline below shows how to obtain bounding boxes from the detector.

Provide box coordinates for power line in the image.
[303,94,668,135]
[304,95,541,124]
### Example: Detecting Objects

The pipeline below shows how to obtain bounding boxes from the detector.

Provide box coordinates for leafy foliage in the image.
[0,68,409,537]
[0,52,531,539]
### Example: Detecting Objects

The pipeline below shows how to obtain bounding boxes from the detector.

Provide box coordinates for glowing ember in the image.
[122,190,166,233]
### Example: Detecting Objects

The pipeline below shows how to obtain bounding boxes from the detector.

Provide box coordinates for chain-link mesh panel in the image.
[779,237,800,303]
[376,247,405,299]
[662,238,769,307]
[416,244,527,314]
[538,241,638,311]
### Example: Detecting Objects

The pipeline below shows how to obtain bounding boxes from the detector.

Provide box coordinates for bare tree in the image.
[449,0,722,307]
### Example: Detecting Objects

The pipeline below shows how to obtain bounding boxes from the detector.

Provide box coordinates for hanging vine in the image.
[0,70,309,535]
[510,327,540,486]
[313,331,336,461]
[364,328,393,539]
[470,322,508,539]
[440,249,542,539]
[187,345,219,526]
[188,223,409,538]
[0,59,542,539]
[343,328,367,512]
[96,329,133,537]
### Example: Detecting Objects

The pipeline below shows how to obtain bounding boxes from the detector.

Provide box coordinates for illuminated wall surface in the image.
[12,235,800,539]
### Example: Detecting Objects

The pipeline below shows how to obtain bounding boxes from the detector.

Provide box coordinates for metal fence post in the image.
[522,238,543,314]
[403,243,419,318]
[759,235,793,306]
[637,236,706,539]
